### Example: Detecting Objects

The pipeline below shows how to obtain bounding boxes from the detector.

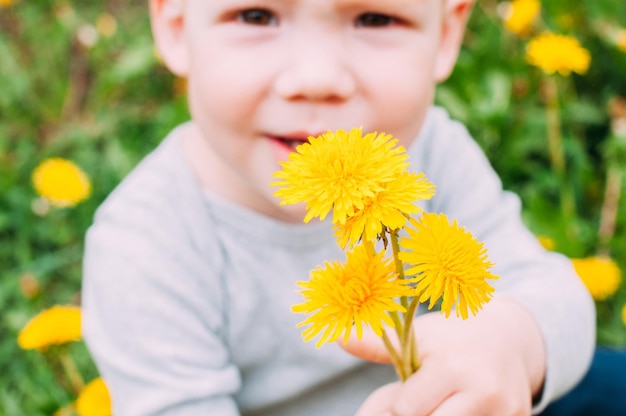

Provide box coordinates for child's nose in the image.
[273,35,356,102]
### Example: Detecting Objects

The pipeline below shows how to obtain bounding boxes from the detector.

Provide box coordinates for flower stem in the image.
[543,76,577,236]
[380,229,405,341]
[58,349,84,395]
[597,165,622,256]
[387,310,404,342]
[401,297,421,377]
[409,328,421,373]
[382,330,406,382]
[54,403,75,416]
[389,230,409,309]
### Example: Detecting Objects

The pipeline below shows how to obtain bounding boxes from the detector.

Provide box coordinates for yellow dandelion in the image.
[32,158,91,207]
[572,256,621,301]
[292,244,412,348]
[526,33,591,76]
[75,378,112,416]
[272,128,410,225]
[503,0,541,37]
[333,171,435,248]
[537,235,555,251]
[18,305,82,350]
[399,213,499,319]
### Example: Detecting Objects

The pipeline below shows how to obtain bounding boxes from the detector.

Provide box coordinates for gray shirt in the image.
[82,106,595,415]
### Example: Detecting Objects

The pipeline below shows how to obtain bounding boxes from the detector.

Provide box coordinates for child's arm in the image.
[82,218,241,415]
[342,298,545,415]
[81,144,242,415]
[345,107,596,415]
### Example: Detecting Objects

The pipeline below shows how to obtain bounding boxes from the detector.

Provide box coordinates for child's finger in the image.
[337,329,397,364]
[390,360,460,416]
[427,392,482,416]
[355,382,400,416]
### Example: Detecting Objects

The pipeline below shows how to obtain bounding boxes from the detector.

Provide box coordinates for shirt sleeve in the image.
[419,108,596,414]
[82,179,241,415]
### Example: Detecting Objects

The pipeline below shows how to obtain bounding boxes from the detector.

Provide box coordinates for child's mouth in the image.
[271,135,313,150]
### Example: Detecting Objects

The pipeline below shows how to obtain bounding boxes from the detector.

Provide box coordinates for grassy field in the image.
[1,0,626,414]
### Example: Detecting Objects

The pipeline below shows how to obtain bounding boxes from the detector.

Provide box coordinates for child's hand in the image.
[340,299,546,416]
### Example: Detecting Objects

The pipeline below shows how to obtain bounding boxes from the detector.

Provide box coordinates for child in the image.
[81,0,595,414]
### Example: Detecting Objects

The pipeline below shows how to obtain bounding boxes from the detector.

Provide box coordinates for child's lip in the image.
[272,131,324,141]
[267,132,325,147]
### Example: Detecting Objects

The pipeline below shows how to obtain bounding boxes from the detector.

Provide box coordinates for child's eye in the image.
[237,9,278,26]
[355,13,396,28]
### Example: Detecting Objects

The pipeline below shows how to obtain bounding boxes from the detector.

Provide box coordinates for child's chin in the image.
[276,203,309,223]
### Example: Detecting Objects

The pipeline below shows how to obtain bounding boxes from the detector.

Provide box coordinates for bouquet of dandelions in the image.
[271,128,499,381]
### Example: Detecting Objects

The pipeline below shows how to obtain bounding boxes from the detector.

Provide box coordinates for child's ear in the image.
[433,0,474,83]
[149,0,189,76]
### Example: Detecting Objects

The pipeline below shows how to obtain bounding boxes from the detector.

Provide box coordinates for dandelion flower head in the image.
[32,158,91,207]
[399,213,499,319]
[272,128,410,225]
[334,171,435,248]
[292,244,412,348]
[18,305,82,350]
[572,256,621,301]
[526,33,591,76]
[75,377,112,416]
[503,0,541,36]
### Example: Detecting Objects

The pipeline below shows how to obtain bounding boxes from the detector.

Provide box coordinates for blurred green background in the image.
[1,0,625,414]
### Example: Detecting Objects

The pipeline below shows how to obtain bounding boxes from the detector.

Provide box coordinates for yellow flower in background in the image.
[526,33,591,76]
[503,0,541,36]
[333,171,435,248]
[0,0,15,7]
[272,128,410,225]
[572,256,621,301]
[537,235,555,251]
[75,378,112,416]
[18,305,82,350]
[32,158,91,207]
[399,213,499,319]
[292,245,412,348]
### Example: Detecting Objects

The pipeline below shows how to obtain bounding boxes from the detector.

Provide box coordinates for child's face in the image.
[151,0,471,221]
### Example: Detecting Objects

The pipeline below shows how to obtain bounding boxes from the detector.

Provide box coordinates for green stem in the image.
[401,297,421,377]
[387,310,404,342]
[409,328,421,373]
[385,229,406,340]
[543,76,577,236]
[58,349,84,395]
[597,165,622,256]
[54,403,76,416]
[389,230,409,309]
[382,330,406,382]
[544,77,565,177]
